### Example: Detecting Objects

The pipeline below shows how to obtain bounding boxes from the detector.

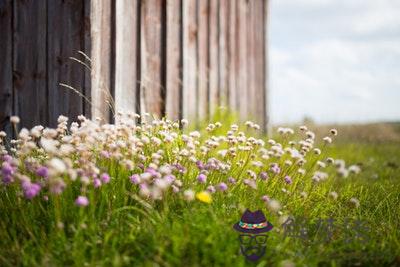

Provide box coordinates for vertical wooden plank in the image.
[228,0,237,112]
[237,0,248,120]
[140,0,163,118]
[246,0,256,120]
[91,0,113,122]
[165,0,182,120]
[48,0,86,127]
[254,0,265,126]
[182,0,198,121]
[263,0,270,133]
[0,0,13,134]
[218,0,229,108]
[13,0,48,129]
[197,0,209,120]
[83,0,92,118]
[115,0,138,115]
[208,0,219,115]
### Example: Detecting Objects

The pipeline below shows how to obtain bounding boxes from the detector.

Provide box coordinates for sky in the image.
[269,0,400,124]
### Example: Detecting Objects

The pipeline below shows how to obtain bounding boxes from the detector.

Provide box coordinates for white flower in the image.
[348,165,361,174]
[183,189,195,201]
[48,158,67,174]
[349,197,360,208]
[10,116,20,124]
[328,191,338,200]
[323,136,332,144]
[330,128,338,136]
[267,199,281,212]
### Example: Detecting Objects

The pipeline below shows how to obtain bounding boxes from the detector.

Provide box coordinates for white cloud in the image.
[269,0,400,124]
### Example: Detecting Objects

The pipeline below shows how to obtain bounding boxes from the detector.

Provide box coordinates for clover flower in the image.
[197,173,207,184]
[259,172,269,181]
[130,174,141,184]
[284,175,292,185]
[349,197,360,208]
[75,196,89,207]
[183,189,195,201]
[217,182,228,192]
[100,173,111,183]
[22,182,41,199]
[36,166,49,178]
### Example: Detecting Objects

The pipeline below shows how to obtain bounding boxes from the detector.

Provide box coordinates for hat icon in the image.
[233,209,273,234]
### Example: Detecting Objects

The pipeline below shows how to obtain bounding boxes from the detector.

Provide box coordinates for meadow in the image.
[0,111,399,266]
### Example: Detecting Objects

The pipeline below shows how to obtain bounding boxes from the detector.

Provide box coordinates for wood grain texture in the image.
[228,0,238,112]
[91,0,112,122]
[115,0,138,115]
[208,0,219,114]
[246,0,256,120]
[165,0,182,120]
[83,0,92,118]
[263,0,270,133]
[197,0,209,120]
[182,0,198,121]
[237,0,248,120]
[140,0,163,118]
[0,0,13,134]
[218,0,229,107]
[48,0,86,127]
[13,0,48,129]
[254,0,265,125]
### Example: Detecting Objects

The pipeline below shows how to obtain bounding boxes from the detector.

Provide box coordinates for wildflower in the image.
[217,182,228,192]
[197,173,207,184]
[139,183,150,197]
[93,178,102,188]
[159,165,171,175]
[267,199,281,212]
[313,148,321,155]
[129,174,141,184]
[36,166,49,178]
[323,136,332,144]
[10,116,20,124]
[328,191,338,200]
[349,197,360,208]
[183,189,195,201]
[181,119,188,126]
[49,178,66,195]
[270,164,281,174]
[284,175,292,184]
[75,196,89,207]
[227,177,236,184]
[22,182,41,199]
[100,173,111,183]
[171,185,180,193]
[48,158,66,174]
[299,125,307,131]
[207,185,216,193]
[196,191,212,204]
[261,195,270,202]
[243,179,257,189]
[259,172,269,181]
[330,129,338,136]
[348,165,361,174]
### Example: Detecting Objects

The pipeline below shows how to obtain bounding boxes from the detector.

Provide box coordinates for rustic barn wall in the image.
[92,0,269,130]
[0,0,90,134]
[0,0,269,133]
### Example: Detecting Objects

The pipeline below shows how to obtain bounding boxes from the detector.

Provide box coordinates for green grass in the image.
[0,116,399,266]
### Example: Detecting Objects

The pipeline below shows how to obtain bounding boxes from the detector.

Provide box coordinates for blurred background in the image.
[270,0,400,125]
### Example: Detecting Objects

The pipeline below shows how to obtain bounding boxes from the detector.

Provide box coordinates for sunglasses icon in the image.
[239,234,268,244]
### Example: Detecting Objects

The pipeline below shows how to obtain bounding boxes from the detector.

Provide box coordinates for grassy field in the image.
[0,113,399,266]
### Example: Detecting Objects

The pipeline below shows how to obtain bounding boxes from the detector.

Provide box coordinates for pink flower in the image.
[75,196,89,207]
[284,175,292,184]
[217,182,228,192]
[100,173,110,183]
[197,173,207,184]
[93,178,102,188]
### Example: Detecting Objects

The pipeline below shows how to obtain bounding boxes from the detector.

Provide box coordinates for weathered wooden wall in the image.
[0,0,91,133]
[0,0,269,133]
[92,0,269,130]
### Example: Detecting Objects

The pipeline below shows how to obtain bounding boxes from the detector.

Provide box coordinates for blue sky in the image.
[269,0,400,124]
